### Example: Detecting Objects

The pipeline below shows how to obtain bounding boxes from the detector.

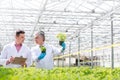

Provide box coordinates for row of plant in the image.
[0,67,120,80]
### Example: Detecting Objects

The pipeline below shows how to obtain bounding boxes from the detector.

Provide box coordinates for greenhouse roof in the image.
[0,0,120,55]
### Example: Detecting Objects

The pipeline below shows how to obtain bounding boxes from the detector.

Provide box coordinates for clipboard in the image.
[12,56,27,64]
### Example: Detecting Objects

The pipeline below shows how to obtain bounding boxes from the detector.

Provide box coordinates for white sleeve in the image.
[0,46,9,66]
[26,49,32,67]
[31,48,38,61]
[52,45,62,55]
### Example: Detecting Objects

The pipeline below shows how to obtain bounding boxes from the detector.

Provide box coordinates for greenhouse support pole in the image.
[77,30,80,67]
[31,0,48,36]
[91,24,94,69]
[62,52,64,67]
[57,56,59,67]
[111,14,114,69]
[69,41,71,67]
[102,50,105,67]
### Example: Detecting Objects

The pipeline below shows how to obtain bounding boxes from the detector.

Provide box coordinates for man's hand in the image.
[21,62,27,67]
[61,42,66,51]
[6,56,14,65]
[38,53,46,60]
[59,42,66,52]
[9,56,14,63]
[6,60,10,65]
[37,46,46,60]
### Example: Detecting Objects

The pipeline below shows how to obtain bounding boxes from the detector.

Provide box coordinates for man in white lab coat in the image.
[31,31,66,70]
[0,30,31,68]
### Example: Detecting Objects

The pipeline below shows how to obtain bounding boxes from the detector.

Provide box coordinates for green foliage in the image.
[40,46,46,53]
[57,33,66,41]
[0,67,119,80]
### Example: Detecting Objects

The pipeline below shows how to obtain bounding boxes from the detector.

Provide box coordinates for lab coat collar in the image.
[37,42,46,47]
[11,41,24,46]
[11,41,16,46]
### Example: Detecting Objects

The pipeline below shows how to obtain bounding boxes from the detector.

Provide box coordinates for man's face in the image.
[16,33,25,44]
[34,34,44,45]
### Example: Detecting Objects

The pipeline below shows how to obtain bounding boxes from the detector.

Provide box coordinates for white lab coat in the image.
[31,43,61,70]
[0,42,32,68]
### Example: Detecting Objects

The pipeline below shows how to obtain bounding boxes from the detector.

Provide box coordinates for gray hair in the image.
[34,31,45,41]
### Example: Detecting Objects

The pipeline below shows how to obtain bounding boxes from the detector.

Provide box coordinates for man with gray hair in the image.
[31,31,66,70]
